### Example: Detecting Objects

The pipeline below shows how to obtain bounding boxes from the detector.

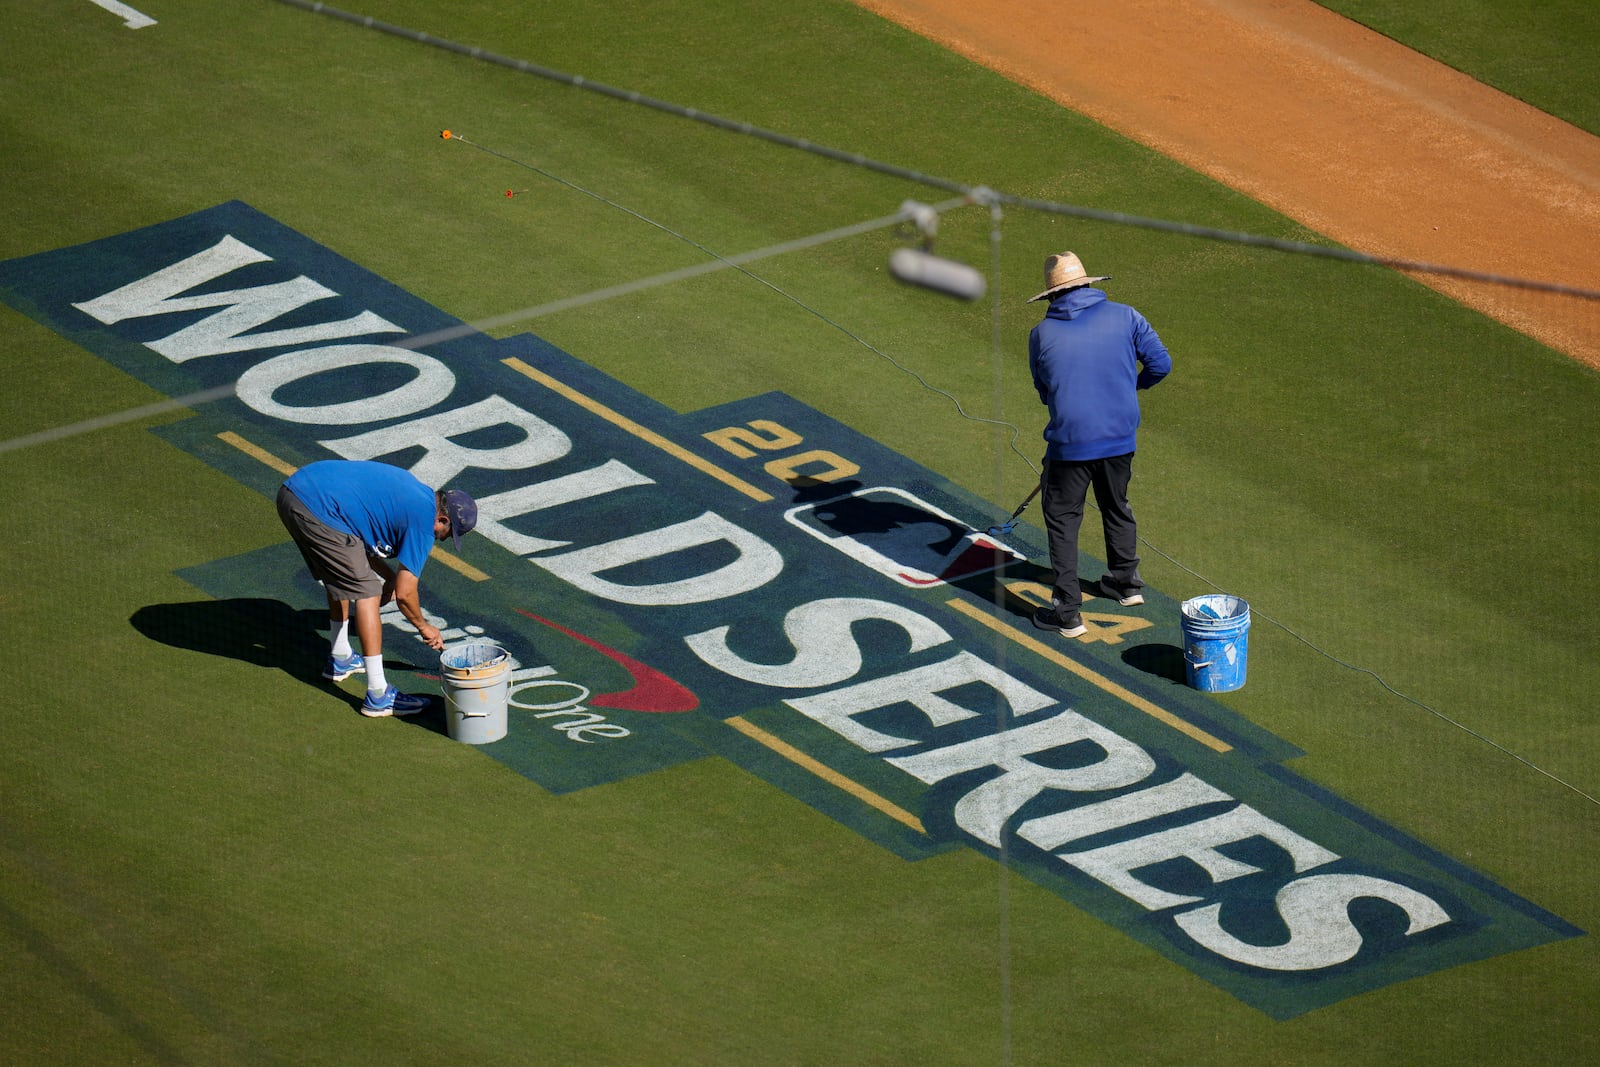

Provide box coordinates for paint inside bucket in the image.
[1179,595,1250,692]
[439,641,511,744]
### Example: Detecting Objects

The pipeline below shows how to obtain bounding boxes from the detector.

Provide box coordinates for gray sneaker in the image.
[1098,580,1145,606]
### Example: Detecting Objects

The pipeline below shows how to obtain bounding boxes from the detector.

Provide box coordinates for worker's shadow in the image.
[948,569,1189,685]
[129,598,444,729]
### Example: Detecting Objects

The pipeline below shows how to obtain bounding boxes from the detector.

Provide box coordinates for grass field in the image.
[1319,0,1600,135]
[2,2,1597,1064]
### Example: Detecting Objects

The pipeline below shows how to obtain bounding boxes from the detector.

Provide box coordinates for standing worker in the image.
[276,459,478,716]
[1027,252,1170,638]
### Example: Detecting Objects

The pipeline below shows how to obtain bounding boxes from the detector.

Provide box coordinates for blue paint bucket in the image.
[1180,595,1250,692]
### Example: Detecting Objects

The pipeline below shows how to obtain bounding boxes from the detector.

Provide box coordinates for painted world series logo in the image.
[0,201,1578,1019]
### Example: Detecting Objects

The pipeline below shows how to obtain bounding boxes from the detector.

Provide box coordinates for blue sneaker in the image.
[361,685,431,718]
[323,653,365,682]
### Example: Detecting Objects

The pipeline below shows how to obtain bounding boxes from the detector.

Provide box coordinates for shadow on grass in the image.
[0,895,190,1067]
[1122,642,1188,684]
[129,598,445,731]
[949,563,1192,686]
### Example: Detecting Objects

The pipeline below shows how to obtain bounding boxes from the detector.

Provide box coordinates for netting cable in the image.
[18,0,1592,810]
[441,134,1600,811]
[274,0,1600,302]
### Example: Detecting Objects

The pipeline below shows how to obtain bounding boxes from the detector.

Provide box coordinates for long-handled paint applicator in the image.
[987,480,1043,537]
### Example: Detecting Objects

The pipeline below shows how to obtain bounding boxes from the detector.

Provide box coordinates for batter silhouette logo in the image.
[786,486,1024,586]
[0,201,1577,1020]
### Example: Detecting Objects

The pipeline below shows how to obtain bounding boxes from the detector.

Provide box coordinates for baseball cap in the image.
[442,488,478,549]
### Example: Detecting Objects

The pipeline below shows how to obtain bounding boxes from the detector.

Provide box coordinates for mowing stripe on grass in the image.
[727,715,926,833]
[503,356,773,502]
[280,0,1600,303]
[946,597,1233,753]
[217,430,491,582]
[13,199,1577,1019]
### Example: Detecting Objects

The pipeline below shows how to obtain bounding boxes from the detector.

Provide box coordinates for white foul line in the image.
[88,0,157,29]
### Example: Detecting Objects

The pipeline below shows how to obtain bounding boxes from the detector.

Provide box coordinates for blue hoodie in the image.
[1029,287,1171,461]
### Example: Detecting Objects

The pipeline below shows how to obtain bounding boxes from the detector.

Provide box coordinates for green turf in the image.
[2,0,1597,1063]
[1317,0,1600,134]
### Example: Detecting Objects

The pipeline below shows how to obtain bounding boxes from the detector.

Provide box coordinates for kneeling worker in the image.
[276,459,478,717]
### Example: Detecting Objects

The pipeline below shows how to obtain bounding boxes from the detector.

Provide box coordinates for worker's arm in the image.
[390,564,444,650]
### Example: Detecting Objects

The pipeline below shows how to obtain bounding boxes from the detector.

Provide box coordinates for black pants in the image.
[1040,452,1141,614]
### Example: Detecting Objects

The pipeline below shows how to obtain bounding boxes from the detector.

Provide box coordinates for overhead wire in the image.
[40,0,1597,809]
[451,134,1040,473]
[0,205,938,454]
[440,135,1599,809]
[276,0,1600,303]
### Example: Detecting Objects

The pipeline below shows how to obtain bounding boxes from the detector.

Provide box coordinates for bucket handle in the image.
[1185,648,1213,668]
[447,694,490,719]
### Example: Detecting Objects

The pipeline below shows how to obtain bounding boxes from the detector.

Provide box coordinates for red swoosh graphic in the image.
[516,610,699,714]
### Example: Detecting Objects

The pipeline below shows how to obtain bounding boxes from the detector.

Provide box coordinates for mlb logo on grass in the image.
[0,200,1579,1020]
[786,486,1025,586]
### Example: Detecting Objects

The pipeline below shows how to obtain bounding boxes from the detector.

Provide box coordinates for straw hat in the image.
[1026,251,1111,303]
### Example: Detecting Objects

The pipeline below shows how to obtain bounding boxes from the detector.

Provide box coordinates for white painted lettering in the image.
[787,651,1052,755]
[473,461,656,556]
[534,511,783,605]
[1062,805,1341,911]
[888,708,1157,846]
[234,344,455,424]
[320,395,574,486]
[531,709,631,743]
[1173,873,1451,970]
[684,597,951,688]
[72,235,402,360]
[1018,772,1233,852]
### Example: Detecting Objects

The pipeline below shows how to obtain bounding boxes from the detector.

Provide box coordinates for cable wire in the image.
[454,133,1039,473]
[275,0,1600,302]
[451,134,1599,810]
[46,3,1600,809]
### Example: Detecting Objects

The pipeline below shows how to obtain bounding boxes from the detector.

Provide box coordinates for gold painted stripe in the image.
[429,546,491,582]
[727,715,926,833]
[219,432,491,582]
[218,430,297,476]
[502,356,773,502]
[946,598,1234,753]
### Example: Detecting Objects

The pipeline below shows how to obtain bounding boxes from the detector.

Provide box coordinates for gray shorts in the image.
[276,485,384,601]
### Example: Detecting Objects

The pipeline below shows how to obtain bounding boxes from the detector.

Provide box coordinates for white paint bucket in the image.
[439,642,511,744]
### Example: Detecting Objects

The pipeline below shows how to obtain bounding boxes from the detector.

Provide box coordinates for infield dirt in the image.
[854,0,1600,369]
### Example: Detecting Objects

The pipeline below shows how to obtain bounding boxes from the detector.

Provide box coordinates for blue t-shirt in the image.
[285,460,436,576]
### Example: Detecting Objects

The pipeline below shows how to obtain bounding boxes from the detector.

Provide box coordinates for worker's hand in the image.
[379,580,396,608]
[418,622,446,651]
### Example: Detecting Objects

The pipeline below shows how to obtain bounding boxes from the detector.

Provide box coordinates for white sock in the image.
[331,619,353,659]
[364,656,387,694]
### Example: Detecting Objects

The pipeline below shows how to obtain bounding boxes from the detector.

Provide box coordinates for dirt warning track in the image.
[853,0,1600,368]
